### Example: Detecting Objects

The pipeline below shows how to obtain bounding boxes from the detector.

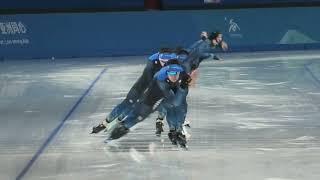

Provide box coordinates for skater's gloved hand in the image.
[221,41,228,51]
[200,31,208,41]
[180,74,192,89]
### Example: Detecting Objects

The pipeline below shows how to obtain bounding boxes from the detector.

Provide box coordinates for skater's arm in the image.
[157,81,175,100]
[157,80,187,107]
[160,87,187,108]
[126,61,154,101]
[198,34,229,61]
[187,41,227,72]
[180,72,192,89]
[148,52,159,61]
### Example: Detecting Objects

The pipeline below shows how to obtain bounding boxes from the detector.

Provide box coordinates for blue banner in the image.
[0,7,320,59]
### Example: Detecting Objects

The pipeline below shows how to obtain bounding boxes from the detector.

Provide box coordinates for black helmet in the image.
[208,31,222,40]
[159,47,173,53]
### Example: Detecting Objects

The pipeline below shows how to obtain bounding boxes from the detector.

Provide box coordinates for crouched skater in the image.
[90,48,177,134]
[105,64,190,148]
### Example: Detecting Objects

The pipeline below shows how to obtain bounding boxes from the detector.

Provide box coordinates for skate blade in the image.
[104,138,112,143]
[182,127,191,139]
[185,133,191,139]
[104,138,120,148]
[104,135,114,143]
[171,141,178,146]
[155,131,162,137]
[178,144,188,150]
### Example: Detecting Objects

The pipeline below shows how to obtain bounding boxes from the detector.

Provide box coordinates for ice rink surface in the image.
[1,50,320,180]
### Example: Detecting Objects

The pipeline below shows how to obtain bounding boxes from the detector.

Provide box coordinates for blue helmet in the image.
[156,64,184,81]
[159,53,177,62]
[166,64,184,76]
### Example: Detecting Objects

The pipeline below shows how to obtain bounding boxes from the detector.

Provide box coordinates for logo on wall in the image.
[225,17,243,38]
[0,21,29,46]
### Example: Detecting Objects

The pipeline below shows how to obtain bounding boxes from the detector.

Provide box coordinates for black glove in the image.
[180,74,192,89]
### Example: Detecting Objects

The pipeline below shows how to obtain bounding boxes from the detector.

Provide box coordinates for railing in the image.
[1,0,320,14]
[161,0,320,9]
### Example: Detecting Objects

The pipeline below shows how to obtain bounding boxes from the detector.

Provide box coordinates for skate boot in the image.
[91,123,106,134]
[108,122,129,140]
[182,126,191,139]
[91,119,109,134]
[155,118,164,136]
[168,130,177,145]
[213,55,222,61]
[176,131,187,148]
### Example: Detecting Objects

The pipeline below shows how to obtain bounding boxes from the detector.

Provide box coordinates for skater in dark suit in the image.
[91,48,177,133]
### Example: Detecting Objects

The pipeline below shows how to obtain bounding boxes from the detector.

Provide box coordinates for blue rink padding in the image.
[161,0,320,8]
[228,43,320,52]
[0,7,320,60]
[0,0,144,9]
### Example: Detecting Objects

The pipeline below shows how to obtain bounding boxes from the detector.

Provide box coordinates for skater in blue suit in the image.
[106,64,190,147]
[155,31,229,137]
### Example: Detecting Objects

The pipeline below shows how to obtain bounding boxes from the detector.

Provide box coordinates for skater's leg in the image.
[165,108,176,131]
[108,103,153,140]
[175,107,188,148]
[91,98,133,134]
[175,108,185,132]
[182,99,191,127]
[166,107,181,145]
[155,103,167,136]
[157,103,167,120]
[122,103,153,129]
[106,98,134,122]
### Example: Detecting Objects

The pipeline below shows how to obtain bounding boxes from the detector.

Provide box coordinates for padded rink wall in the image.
[0,7,320,59]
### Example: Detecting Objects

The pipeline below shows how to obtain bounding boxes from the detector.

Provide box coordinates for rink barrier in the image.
[161,0,320,9]
[0,0,144,10]
[0,7,320,60]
